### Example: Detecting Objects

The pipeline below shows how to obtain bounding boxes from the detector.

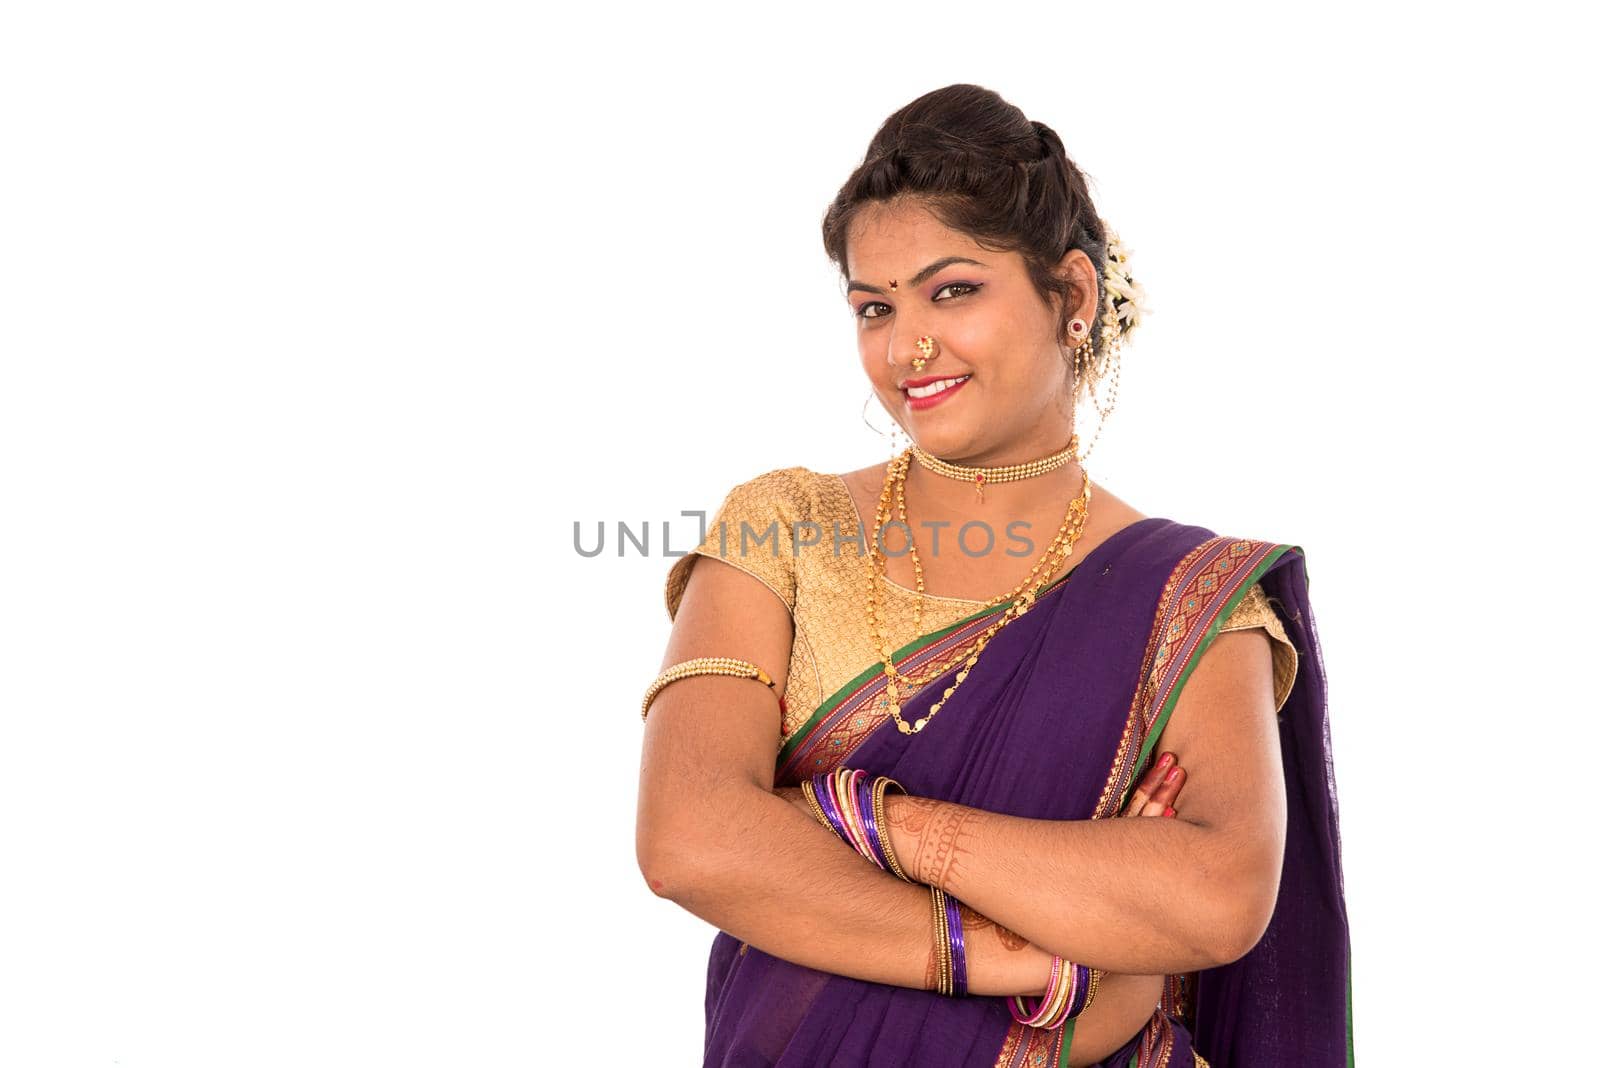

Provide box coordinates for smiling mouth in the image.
[904,374,972,399]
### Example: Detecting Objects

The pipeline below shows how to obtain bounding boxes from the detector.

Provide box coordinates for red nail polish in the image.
[1157,753,1173,769]
[1163,806,1176,817]
[1164,766,1180,784]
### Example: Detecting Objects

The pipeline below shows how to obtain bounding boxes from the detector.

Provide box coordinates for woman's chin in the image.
[905,420,981,458]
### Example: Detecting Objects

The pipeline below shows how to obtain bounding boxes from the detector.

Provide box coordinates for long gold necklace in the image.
[867,445,1092,735]
[911,436,1078,503]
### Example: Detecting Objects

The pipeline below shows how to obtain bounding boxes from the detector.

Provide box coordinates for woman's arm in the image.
[640,562,1075,997]
[637,558,1200,998]
[638,556,1047,994]
[880,628,1289,974]
[645,753,1052,996]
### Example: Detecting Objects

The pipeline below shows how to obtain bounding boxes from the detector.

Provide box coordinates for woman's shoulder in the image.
[708,464,838,522]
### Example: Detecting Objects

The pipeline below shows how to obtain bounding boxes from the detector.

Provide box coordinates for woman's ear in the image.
[1054,248,1100,326]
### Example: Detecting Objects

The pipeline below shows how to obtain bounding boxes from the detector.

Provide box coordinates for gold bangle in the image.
[930,886,953,996]
[1083,966,1102,1011]
[641,656,776,721]
[873,776,913,882]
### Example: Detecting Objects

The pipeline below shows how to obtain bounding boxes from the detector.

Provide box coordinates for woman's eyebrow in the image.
[846,256,989,296]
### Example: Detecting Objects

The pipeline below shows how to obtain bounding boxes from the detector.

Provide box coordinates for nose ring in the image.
[912,335,936,372]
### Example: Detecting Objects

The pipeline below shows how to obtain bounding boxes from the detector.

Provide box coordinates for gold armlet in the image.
[641,656,778,721]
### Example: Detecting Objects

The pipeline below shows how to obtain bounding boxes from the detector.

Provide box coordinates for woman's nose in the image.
[886,327,926,370]
[888,332,936,372]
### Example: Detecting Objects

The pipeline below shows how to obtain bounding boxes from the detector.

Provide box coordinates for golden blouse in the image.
[665,467,1299,745]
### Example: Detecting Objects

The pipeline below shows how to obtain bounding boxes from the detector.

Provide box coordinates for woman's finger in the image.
[1123,753,1176,817]
[1138,763,1186,816]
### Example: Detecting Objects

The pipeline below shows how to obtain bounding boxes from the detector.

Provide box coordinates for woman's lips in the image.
[904,373,972,411]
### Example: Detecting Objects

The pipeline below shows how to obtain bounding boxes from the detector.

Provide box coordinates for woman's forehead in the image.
[846,205,1004,278]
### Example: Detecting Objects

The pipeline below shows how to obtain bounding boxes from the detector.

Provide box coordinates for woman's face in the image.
[845,198,1097,464]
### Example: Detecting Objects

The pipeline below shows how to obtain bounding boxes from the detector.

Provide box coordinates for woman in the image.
[636,84,1351,1067]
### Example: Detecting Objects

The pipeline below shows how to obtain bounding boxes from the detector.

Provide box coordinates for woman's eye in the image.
[855,282,980,321]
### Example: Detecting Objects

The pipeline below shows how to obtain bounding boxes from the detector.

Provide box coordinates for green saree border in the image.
[1056,1016,1076,1068]
[1346,936,1354,1066]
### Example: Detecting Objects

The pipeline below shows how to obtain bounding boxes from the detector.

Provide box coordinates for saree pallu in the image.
[703,518,1352,1067]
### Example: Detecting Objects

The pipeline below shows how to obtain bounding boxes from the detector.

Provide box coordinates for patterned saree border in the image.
[991,979,1185,1068]
[993,1014,1071,1068]
[1097,537,1296,821]
[773,569,1072,782]
[988,539,1294,1068]
[1068,536,1297,1066]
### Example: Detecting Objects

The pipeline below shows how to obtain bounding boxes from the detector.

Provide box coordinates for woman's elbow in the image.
[1206,843,1284,966]
[637,784,757,902]
[637,804,719,901]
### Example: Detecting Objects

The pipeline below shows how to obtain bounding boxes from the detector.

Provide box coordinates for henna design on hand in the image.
[958,902,1031,951]
[911,798,978,888]
[886,793,932,834]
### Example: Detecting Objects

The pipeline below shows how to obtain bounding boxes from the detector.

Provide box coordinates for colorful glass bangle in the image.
[813,771,865,862]
[811,773,843,835]
[832,769,874,860]
[807,769,915,882]
[799,780,843,842]
[870,774,913,881]
[943,889,968,997]
[1008,958,1102,1029]
[843,769,888,870]
[856,772,893,871]
[814,772,864,858]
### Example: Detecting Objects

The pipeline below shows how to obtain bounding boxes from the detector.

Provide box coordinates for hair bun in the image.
[1030,119,1062,157]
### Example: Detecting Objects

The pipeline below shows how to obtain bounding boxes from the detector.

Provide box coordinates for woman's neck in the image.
[900,452,1086,523]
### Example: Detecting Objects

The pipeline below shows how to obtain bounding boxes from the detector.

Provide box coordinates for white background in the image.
[2,2,1593,1064]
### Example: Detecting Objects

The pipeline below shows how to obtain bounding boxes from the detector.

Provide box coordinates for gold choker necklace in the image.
[910,434,1079,503]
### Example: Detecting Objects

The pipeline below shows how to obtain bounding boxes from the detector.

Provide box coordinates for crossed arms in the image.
[636,555,1286,994]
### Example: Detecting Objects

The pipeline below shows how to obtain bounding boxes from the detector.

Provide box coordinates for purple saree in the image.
[702,518,1352,1067]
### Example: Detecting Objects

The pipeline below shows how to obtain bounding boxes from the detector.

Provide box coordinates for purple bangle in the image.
[856,773,893,871]
[811,772,847,843]
[943,891,968,997]
[814,769,901,873]
[816,771,870,862]
[1065,962,1091,1017]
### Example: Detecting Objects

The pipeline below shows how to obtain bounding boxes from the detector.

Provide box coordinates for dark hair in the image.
[821,83,1110,360]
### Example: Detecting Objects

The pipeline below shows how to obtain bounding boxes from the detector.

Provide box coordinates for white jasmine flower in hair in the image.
[1101,227,1147,336]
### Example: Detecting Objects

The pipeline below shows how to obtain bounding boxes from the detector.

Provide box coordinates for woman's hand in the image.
[770,759,1191,1050]
[1120,751,1186,818]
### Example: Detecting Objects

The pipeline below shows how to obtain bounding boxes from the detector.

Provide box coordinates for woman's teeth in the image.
[906,374,971,399]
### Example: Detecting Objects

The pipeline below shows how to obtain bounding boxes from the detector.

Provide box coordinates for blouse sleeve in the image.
[1216,581,1299,714]
[663,468,807,623]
